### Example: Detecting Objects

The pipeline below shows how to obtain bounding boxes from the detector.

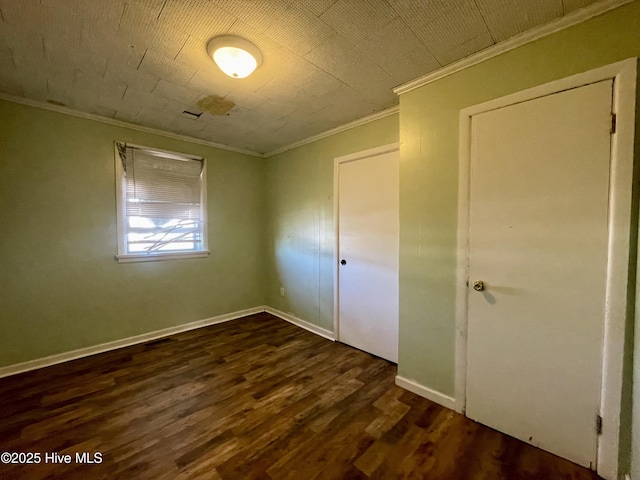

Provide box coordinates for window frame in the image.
[114,142,209,263]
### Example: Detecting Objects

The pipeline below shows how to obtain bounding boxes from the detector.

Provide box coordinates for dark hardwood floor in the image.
[0,313,602,479]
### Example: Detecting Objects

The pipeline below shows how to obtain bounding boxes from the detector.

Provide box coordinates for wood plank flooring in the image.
[0,313,602,479]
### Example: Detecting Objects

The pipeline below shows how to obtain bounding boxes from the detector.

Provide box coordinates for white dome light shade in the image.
[213,47,256,78]
[207,36,263,79]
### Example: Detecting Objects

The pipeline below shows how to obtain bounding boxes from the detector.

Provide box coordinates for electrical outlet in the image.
[280,287,285,297]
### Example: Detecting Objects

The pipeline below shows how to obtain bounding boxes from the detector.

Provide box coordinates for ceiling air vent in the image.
[182,110,203,120]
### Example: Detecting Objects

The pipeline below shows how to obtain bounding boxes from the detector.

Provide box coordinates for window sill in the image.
[115,251,210,263]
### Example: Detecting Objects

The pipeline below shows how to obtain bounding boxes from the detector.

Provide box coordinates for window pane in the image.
[126,216,202,254]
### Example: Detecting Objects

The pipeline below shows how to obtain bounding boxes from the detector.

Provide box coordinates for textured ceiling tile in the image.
[166,112,209,136]
[118,3,189,59]
[45,74,75,106]
[174,35,216,70]
[291,68,343,98]
[224,105,271,126]
[304,36,397,102]
[254,99,298,121]
[382,48,441,85]
[73,72,128,105]
[264,3,337,55]
[187,69,235,98]
[267,48,319,84]
[304,35,357,76]
[138,50,197,86]
[0,71,47,98]
[433,32,495,65]
[286,92,327,116]
[114,107,142,124]
[257,78,301,102]
[320,0,398,44]
[127,0,167,16]
[309,104,357,127]
[82,26,148,72]
[71,100,117,119]
[227,62,275,93]
[316,89,378,122]
[153,78,201,104]
[0,25,44,69]
[334,57,396,94]
[159,0,237,42]
[225,20,283,58]
[357,87,397,109]
[165,99,202,116]
[1,0,82,44]
[0,44,12,68]
[45,37,108,77]
[104,64,160,94]
[201,123,234,142]
[199,113,235,130]
[204,115,267,150]
[122,87,171,111]
[356,17,424,65]
[255,99,299,122]
[413,1,491,58]
[563,0,600,13]
[297,0,338,16]
[477,0,563,42]
[60,0,125,34]
[136,105,180,128]
[388,0,467,24]
[225,89,268,110]
[64,76,125,118]
[214,0,294,33]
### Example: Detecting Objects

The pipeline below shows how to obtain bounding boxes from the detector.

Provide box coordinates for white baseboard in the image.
[0,306,265,379]
[264,306,335,341]
[395,375,456,410]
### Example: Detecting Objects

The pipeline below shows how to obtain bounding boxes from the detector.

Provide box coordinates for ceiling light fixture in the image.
[206,35,263,79]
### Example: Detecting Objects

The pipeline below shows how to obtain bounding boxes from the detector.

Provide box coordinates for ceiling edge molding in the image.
[0,93,263,158]
[393,0,635,95]
[264,105,400,158]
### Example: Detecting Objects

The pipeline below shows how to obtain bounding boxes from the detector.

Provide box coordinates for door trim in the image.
[455,58,637,480]
[333,143,400,342]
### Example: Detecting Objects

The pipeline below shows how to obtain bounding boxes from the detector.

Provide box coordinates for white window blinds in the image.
[119,144,203,220]
[116,143,208,258]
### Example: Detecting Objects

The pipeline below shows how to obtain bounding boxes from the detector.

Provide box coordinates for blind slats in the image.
[121,145,204,221]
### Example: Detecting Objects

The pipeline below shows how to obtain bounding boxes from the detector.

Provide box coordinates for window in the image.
[115,142,208,263]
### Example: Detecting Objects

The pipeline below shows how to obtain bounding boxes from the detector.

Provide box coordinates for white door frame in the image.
[333,143,400,342]
[455,58,637,480]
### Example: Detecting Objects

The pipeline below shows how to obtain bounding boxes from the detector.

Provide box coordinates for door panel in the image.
[466,80,613,467]
[338,150,399,362]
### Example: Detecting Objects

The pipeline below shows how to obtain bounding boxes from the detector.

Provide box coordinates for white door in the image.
[466,80,613,468]
[338,149,399,362]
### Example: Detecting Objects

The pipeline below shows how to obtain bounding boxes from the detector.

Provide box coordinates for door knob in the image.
[473,280,485,291]
[340,259,347,265]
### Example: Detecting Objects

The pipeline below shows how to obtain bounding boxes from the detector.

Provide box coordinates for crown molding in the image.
[264,105,399,158]
[0,93,263,158]
[393,0,635,95]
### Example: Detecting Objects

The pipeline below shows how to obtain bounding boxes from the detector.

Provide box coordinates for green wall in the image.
[0,100,266,367]
[265,115,399,331]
